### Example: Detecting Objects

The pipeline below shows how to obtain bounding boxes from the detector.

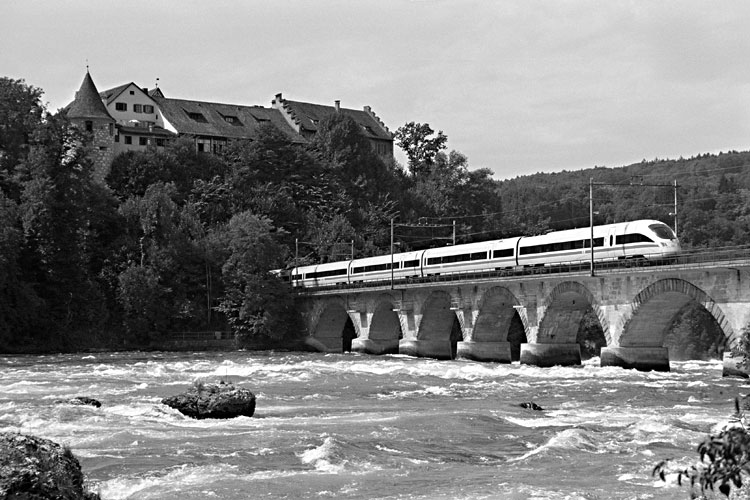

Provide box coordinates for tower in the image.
[67,70,116,183]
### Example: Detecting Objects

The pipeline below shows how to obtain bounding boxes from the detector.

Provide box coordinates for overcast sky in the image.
[3,1,749,179]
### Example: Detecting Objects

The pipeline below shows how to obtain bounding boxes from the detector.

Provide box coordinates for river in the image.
[0,351,745,499]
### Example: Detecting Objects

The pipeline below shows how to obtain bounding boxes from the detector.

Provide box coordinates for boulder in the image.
[162,381,256,419]
[0,432,100,499]
[519,401,544,411]
[65,397,102,408]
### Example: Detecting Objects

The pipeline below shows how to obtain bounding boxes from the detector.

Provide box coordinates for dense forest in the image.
[1,76,748,353]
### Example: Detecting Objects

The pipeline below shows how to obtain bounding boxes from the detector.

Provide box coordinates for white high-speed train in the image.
[278,219,680,288]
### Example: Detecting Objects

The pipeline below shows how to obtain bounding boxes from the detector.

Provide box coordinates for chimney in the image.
[143,87,148,94]
[334,100,340,112]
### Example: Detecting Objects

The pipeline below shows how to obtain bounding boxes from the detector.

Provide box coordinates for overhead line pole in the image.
[590,178,594,277]
[589,178,679,277]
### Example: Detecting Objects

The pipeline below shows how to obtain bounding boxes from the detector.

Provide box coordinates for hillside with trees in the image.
[0,76,747,353]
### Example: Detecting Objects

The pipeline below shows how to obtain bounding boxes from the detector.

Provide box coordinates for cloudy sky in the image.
[3,1,749,179]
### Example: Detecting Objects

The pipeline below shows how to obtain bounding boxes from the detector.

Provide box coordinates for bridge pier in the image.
[351,338,400,355]
[520,343,581,367]
[600,346,670,372]
[399,339,453,360]
[456,341,512,363]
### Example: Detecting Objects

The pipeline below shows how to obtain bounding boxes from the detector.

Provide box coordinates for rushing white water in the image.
[0,351,744,499]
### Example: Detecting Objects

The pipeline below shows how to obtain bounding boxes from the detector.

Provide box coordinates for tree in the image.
[0,77,44,197]
[117,263,169,342]
[14,114,112,345]
[312,113,401,205]
[216,211,299,343]
[394,122,447,177]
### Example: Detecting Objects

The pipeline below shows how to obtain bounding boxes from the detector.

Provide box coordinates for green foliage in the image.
[0,77,44,197]
[312,112,401,205]
[654,398,750,498]
[216,211,300,343]
[495,151,750,248]
[117,263,169,342]
[394,122,448,177]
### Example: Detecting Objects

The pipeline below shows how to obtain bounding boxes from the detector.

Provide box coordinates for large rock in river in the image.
[0,432,100,499]
[162,381,256,419]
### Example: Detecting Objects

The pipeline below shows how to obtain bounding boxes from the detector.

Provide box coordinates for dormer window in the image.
[223,115,242,125]
[186,111,208,123]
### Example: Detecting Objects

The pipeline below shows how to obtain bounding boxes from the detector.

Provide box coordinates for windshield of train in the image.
[648,224,676,240]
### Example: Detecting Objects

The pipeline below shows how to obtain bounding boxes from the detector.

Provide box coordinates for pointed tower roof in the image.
[67,71,113,121]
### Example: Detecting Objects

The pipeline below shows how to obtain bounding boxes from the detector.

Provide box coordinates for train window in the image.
[292,274,303,281]
[582,238,604,249]
[308,268,348,279]
[403,260,420,268]
[649,224,676,240]
[352,263,394,274]
[470,252,487,261]
[493,248,513,258]
[616,233,652,245]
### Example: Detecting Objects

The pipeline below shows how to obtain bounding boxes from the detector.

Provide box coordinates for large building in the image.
[66,71,394,181]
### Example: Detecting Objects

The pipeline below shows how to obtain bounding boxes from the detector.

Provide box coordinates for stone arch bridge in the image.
[295,260,750,371]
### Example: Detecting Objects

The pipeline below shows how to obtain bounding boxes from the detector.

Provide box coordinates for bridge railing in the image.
[293,245,750,294]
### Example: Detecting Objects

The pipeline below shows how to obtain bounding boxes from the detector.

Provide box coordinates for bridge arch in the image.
[369,294,403,342]
[417,291,459,342]
[538,281,609,344]
[473,286,526,342]
[618,278,735,349]
[310,297,355,352]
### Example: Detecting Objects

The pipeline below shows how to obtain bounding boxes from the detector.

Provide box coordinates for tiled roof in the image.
[152,96,304,142]
[279,100,393,141]
[67,72,113,121]
[99,83,134,103]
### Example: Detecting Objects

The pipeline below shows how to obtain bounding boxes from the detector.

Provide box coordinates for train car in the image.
[293,260,351,287]
[516,219,679,267]
[277,219,680,287]
[349,250,425,283]
[420,239,521,277]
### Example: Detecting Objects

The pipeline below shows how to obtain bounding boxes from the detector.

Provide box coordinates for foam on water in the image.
[512,427,604,462]
[0,351,738,500]
[97,463,243,499]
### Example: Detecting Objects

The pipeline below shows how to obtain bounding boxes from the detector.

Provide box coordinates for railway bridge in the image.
[294,250,750,372]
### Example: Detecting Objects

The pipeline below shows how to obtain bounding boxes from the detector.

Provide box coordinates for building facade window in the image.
[134,104,143,113]
[115,102,127,111]
[108,123,114,136]
[139,137,148,146]
[124,136,132,145]
[156,138,165,147]
[85,121,93,132]
[144,105,154,113]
